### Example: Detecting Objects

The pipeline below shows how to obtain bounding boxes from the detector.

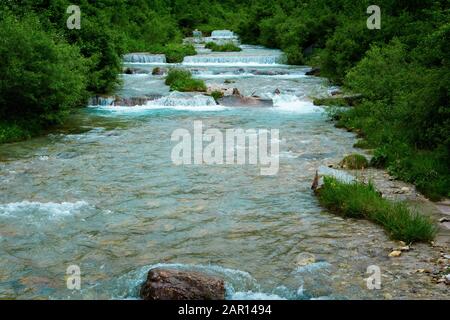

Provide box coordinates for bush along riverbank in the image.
[316,176,437,243]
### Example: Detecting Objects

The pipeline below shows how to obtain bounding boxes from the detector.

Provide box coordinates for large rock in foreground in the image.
[140,268,225,300]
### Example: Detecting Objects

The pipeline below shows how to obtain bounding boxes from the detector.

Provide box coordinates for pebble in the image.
[416,269,430,273]
[383,293,393,300]
[295,253,316,266]
[389,250,402,257]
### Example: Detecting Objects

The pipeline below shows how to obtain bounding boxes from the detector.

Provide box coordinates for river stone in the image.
[305,67,320,76]
[389,250,402,257]
[140,268,225,300]
[295,253,316,266]
[218,95,273,107]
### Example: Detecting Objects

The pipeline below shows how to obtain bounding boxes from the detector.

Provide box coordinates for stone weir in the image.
[88,95,162,107]
[123,53,166,64]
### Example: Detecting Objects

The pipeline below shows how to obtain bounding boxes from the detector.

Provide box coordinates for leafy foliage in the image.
[0,12,88,131]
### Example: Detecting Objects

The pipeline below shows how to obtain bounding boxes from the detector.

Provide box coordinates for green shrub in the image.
[0,13,88,130]
[317,177,436,243]
[340,154,369,169]
[0,121,33,144]
[165,69,206,92]
[163,44,196,63]
[205,42,241,52]
[210,90,224,101]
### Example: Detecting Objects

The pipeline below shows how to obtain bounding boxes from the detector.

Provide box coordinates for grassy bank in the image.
[165,69,206,92]
[316,176,436,243]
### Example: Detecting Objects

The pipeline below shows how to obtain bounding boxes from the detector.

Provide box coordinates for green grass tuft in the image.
[340,154,369,169]
[165,69,206,92]
[316,176,436,243]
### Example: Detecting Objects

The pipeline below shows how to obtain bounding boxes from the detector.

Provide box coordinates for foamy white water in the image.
[271,94,322,113]
[89,92,227,113]
[0,200,89,219]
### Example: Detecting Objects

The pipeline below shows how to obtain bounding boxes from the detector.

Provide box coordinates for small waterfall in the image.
[147,92,217,107]
[210,30,236,38]
[88,96,115,106]
[203,29,240,45]
[89,96,161,107]
[183,54,285,65]
[123,53,166,64]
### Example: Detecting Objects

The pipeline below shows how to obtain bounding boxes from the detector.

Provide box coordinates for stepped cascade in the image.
[123,53,166,64]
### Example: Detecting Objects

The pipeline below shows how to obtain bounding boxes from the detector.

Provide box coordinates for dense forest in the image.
[0,0,448,199]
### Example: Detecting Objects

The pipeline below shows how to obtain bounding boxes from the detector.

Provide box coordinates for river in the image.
[0,43,446,299]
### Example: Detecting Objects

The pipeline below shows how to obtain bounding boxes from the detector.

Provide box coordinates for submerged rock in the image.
[114,96,156,106]
[123,67,148,74]
[140,268,225,300]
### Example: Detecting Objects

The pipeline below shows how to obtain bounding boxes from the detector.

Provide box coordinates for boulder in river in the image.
[123,67,148,75]
[305,67,321,76]
[217,87,273,107]
[152,67,167,76]
[218,95,273,107]
[140,268,225,300]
